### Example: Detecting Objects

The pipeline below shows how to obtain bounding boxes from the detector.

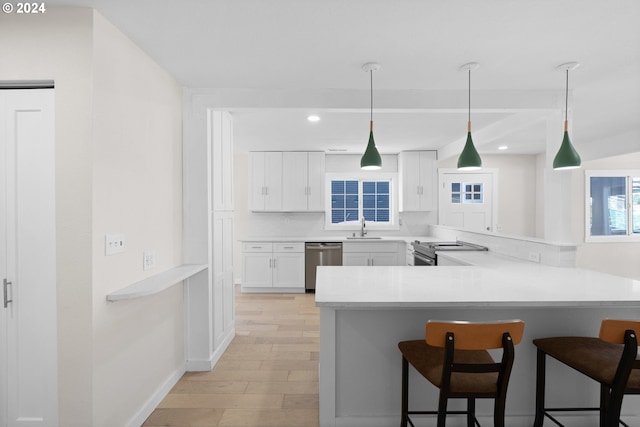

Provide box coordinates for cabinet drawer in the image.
[274,242,304,253]
[243,242,273,253]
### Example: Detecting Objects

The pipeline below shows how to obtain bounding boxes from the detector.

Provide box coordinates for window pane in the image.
[363,195,375,209]
[363,210,375,221]
[331,195,344,209]
[452,183,460,192]
[590,176,627,236]
[345,180,359,194]
[346,195,359,209]
[633,177,640,234]
[363,181,375,194]
[377,181,389,193]
[376,195,389,209]
[465,184,473,192]
[452,194,460,203]
[331,180,345,194]
[345,210,358,221]
[473,184,481,192]
[376,210,389,222]
[331,210,345,224]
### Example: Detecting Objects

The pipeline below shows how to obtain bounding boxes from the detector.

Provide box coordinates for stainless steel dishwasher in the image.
[305,242,342,292]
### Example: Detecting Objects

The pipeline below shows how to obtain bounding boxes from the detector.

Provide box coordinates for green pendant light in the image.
[553,62,581,170]
[457,63,482,170]
[361,62,382,170]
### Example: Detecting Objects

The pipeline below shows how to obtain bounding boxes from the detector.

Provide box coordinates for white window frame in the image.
[585,169,640,242]
[324,172,399,231]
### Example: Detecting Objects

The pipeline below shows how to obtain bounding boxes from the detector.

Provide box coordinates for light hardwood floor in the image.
[143,287,320,427]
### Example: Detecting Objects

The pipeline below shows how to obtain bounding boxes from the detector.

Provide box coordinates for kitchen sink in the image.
[346,236,382,239]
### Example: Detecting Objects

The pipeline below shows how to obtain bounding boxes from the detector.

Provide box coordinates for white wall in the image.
[438,154,538,237]
[1,8,184,426]
[571,152,640,280]
[91,11,183,427]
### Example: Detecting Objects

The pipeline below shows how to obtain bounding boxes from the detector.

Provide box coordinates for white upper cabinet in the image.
[282,152,307,211]
[282,152,325,212]
[250,152,283,211]
[211,111,234,212]
[399,151,437,212]
[251,151,325,212]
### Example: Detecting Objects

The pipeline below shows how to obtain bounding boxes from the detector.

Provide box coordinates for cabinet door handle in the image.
[3,278,12,308]
[283,246,294,249]
[272,258,276,269]
[265,186,268,196]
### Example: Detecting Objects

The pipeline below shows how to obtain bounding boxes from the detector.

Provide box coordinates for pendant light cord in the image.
[467,68,472,132]
[565,69,569,122]
[370,69,374,125]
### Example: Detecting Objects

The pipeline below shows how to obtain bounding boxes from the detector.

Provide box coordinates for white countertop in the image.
[240,235,437,244]
[315,251,640,308]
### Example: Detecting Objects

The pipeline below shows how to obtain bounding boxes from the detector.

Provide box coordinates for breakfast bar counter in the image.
[315,259,640,427]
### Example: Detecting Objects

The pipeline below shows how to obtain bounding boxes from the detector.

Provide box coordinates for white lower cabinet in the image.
[342,242,400,266]
[242,242,305,292]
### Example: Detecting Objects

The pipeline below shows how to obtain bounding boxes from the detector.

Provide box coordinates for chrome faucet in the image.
[360,217,367,237]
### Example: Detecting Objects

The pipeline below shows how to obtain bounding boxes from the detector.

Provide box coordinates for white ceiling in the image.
[45,0,640,158]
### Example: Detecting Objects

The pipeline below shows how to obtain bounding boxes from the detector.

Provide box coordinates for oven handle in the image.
[414,252,436,266]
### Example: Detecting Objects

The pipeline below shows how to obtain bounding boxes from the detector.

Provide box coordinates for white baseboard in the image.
[127,327,236,426]
[185,326,235,372]
[241,286,305,294]
[127,364,186,427]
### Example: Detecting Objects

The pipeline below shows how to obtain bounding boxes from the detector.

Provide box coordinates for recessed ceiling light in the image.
[307,115,320,122]
[498,145,508,150]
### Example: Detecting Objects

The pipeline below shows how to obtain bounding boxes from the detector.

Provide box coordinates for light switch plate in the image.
[105,234,126,255]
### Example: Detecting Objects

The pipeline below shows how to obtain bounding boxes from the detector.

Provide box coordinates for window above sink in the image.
[324,172,399,231]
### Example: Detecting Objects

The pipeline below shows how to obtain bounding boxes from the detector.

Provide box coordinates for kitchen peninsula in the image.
[315,252,640,427]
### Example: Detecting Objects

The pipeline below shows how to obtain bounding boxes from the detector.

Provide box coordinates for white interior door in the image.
[1,88,58,427]
[438,170,496,233]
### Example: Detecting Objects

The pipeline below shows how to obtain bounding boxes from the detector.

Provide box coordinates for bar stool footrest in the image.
[406,410,481,427]
[540,407,630,427]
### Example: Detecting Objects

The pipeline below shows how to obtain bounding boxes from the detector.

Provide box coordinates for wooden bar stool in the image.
[398,319,525,427]
[533,319,640,427]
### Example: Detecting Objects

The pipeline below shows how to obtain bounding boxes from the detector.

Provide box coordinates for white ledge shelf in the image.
[106,264,208,302]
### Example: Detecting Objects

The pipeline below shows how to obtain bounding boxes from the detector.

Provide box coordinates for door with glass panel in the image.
[438,170,495,232]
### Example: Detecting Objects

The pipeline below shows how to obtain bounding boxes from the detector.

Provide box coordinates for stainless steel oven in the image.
[411,240,487,265]
[413,250,436,266]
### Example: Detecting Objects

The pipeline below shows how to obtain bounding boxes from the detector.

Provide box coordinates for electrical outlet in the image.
[105,234,126,255]
[143,250,156,271]
[528,252,541,263]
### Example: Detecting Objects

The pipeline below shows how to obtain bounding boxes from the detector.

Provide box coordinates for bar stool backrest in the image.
[599,319,640,344]
[426,319,525,350]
